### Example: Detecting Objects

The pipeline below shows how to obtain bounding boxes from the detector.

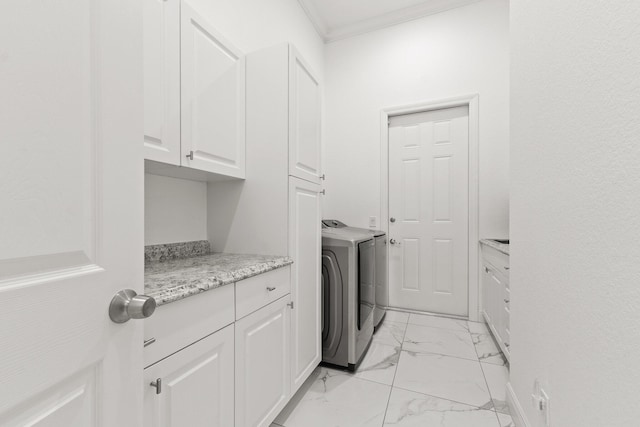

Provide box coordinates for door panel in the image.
[289,48,321,184]
[235,297,291,427]
[181,1,245,178]
[388,106,469,316]
[144,325,234,427]
[144,0,181,164]
[0,0,143,425]
[288,177,322,393]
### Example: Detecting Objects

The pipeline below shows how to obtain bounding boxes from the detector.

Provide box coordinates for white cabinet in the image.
[143,0,245,179]
[180,1,245,178]
[143,0,180,165]
[288,176,322,393]
[480,245,510,361]
[144,324,234,427]
[235,296,291,427]
[288,47,322,184]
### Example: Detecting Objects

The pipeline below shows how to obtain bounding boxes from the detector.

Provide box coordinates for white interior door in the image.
[0,1,144,425]
[388,106,469,316]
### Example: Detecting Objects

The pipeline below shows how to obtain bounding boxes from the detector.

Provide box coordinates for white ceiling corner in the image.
[298,0,484,43]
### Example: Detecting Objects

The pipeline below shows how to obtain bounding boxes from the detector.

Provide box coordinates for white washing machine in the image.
[321,226,374,370]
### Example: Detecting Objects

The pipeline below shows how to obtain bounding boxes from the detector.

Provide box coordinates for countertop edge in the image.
[480,239,510,255]
[147,257,293,307]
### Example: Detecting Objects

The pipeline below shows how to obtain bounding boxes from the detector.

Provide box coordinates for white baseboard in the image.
[506,382,531,427]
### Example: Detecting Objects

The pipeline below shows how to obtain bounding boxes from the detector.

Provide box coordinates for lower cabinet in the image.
[481,246,511,361]
[235,296,291,427]
[143,324,235,427]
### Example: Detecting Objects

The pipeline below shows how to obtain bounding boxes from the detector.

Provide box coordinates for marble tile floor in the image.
[273,311,514,427]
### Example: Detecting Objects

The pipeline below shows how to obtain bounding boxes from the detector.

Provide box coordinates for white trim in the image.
[380,94,480,321]
[297,0,482,43]
[506,382,531,427]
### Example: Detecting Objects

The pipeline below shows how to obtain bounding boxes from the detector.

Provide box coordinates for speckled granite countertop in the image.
[480,239,510,255]
[145,253,293,306]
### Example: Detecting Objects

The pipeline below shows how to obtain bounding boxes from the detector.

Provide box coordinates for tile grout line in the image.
[389,384,502,413]
[379,318,408,425]
[474,325,503,427]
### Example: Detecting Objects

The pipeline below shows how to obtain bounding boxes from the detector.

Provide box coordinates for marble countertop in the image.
[145,253,293,306]
[480,239,510,255]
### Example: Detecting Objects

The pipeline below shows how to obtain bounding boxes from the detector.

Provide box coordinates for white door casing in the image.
[0,0,143,425]
[144,0,181,165]
[388,106,470,316]
[289,47,322,184]
[288,177,322,394]
[181,0,246,178]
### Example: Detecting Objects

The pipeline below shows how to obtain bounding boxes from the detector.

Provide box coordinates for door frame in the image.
[380,94,480,321]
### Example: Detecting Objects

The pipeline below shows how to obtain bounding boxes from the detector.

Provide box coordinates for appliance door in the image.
[375,235,388,308]
[357,239,375,329]
[321,250,343,359]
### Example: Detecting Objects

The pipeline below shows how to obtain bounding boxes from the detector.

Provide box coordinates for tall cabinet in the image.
[207,43,322,399]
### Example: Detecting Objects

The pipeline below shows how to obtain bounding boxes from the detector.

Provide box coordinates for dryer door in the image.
[321,250,343,359]
[358,239,375,330]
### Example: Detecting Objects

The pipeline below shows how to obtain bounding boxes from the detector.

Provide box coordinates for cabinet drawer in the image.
[482,245,510,277]
[144,284,235,367]
[236,266,290,320]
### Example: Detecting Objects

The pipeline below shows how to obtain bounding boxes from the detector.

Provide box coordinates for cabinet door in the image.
[289,47,321,184]
[144,0,181,164]
[180,0,245,178]
[481,264,493,323]
[144,324,234,427]
[235,296,291,427]
[288,176,322,393]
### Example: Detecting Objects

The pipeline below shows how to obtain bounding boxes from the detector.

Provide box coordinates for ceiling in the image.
[298,0,482,42]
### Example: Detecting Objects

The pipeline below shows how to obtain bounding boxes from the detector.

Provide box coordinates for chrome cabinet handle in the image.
[504,299,510,304]
[186,150,194,160]
[287,301,294,309]
[320,189,326,195]
[390,217,396,223]
[109,289,156,324]
[504,266,510,270]
[266,286,276,292]
[150,378,162,394]
[144,337,156,347]
[320,174,326,180]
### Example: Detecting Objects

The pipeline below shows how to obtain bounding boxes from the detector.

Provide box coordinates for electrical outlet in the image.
[369,216,377,228]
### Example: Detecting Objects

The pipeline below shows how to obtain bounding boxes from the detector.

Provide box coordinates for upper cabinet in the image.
[289,48,322,184]
[143,0,246,180]
[143,0,180,165]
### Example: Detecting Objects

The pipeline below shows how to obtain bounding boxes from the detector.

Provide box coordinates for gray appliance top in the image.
[322,219,386,237]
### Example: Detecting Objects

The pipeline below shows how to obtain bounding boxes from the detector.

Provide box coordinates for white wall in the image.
[144,174,207,245]
[510,1,640,426]
[144,0,323,246]
[322,0,509,237]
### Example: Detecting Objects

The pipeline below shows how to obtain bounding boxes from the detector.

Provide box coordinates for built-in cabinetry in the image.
[481,244,510,361]
[207,43,323,397]
[144,0,245,179]
[143,266,292,427]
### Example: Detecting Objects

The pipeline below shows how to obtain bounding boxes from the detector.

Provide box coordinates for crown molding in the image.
[298,0,483,43]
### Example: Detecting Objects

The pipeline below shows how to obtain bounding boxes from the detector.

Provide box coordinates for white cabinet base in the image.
[144,324,234,427]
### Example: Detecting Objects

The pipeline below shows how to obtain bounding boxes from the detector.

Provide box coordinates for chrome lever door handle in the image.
[389,238,401,245]
[109,289,156,324]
